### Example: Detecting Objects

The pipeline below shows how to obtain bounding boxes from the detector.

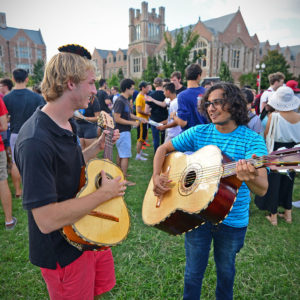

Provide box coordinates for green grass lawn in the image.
[1,130,300,299]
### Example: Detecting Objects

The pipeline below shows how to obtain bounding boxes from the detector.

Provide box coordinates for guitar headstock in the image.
[98,111,114,130]
[266,146,300,171]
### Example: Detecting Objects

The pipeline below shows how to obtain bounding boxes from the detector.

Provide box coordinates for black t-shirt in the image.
[76,98,100,124]
[96,90,111,113]
[176,85,186,95]
[4,89,45,133]
[113,95,132,133]
[15,108,85,269]
[147,90,168,122]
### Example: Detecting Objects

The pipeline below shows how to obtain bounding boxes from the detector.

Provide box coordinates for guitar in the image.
[62,111,130,250]
[142,145,300,236]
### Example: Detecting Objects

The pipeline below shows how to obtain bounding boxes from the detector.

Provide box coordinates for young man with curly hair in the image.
[152,82,268,300]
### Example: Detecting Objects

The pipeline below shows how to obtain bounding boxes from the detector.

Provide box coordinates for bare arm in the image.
[84,111,100,123]
[173,115,187,128]
[32,170,126,234]
[114,112,139,126]
[152,141,175,196]
[264,113,272,139]
[146,96,167,108]
[137,105,151,117]
[0,114,8,132]
[235,155,268,196]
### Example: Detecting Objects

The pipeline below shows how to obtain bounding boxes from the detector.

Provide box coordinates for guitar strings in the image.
[165,156,300,184]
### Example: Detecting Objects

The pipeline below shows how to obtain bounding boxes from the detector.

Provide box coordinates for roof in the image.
[96,48,128,58]
[169,12,236,37]
[203,12,236,35]
[0,26,45,45]
[260,42,300,60]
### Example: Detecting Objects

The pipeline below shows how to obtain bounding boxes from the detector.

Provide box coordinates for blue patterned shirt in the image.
[171,123,267,228]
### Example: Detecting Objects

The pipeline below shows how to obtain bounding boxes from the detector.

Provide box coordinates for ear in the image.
[67,79,76,91]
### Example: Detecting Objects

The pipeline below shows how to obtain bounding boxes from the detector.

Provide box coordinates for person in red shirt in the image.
[0,97,16,230]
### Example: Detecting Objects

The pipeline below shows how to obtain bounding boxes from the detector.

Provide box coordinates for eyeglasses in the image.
[204,98,224,109]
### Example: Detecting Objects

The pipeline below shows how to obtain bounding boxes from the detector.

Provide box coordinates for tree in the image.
[218,61,233,83]
[117,68,124,82]
[32,59,45,85]
[142,56,160,83]
[161,27,199,79]
[260,50,293,89]
[239,72,257,88]
[107,74,120,88]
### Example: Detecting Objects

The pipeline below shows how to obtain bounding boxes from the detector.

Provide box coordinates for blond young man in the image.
[260,72,285,113]
[14,45,126,300]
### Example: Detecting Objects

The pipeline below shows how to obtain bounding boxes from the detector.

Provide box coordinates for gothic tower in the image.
[128,1,165,78]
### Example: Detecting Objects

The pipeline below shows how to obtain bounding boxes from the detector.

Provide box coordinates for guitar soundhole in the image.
[95,173,113,189]
[184,170,196,188]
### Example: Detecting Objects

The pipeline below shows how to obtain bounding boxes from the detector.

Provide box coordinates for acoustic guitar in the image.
[62,111,130,250]
[142,145,300,236]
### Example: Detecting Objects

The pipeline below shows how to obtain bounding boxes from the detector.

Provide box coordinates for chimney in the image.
[0,12,7,29]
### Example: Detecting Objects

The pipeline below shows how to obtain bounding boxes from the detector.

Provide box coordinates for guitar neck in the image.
[103,128,114,161]
[222,158,264,178]
[222,148,300,178]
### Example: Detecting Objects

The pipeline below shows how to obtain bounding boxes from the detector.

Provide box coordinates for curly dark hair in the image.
[200,82,249,126]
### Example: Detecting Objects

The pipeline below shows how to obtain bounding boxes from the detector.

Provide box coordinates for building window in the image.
[19,37,26,42]
[133,57,140,73]
[124,54,127,60]
[118,55,121,61]
[231,50,240,68]
[136,25,141,40]
[192,39,208,68]
[237,24,241,33]
[0,45,3,56]
[15,47,31,59]
[108,57,111,63]
[37,49,42,60]
[148,23,160,39]
[0,62,5,72]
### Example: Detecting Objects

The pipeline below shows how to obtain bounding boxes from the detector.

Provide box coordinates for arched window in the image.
[192,38,208,68]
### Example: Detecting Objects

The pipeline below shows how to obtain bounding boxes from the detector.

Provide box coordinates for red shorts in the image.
[40,249,115,300]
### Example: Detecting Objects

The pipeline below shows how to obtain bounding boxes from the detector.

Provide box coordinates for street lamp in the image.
[256,63,266,94]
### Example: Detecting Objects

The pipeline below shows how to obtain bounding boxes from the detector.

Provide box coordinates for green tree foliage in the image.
[218,61,234,83]
[260,50,293,89]
[142,56,160,83]
[32,59,45,85]
[107,74,120,88]
[117,68,124,82]
[161,27,199,79]
[239,72,258,88]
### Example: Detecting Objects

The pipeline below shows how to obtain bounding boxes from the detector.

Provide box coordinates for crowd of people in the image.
[0,43,300,299]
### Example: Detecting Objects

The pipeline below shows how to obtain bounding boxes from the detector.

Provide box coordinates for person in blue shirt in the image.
[172,63,207,131]
[152,82,268,300]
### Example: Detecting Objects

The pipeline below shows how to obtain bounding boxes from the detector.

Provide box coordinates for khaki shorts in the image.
[0,151,8,181]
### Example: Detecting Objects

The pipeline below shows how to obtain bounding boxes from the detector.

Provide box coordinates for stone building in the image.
[0,12,46,75]
[92,2,300,80]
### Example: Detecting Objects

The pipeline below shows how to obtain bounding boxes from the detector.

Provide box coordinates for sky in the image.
[2,0,300,61]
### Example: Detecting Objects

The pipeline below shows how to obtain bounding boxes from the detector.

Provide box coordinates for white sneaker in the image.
[292,200,300,208]
[135,154,147,161]
[141,152,149,157]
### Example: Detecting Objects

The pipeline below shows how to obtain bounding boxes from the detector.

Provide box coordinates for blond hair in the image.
[41,52,95,102]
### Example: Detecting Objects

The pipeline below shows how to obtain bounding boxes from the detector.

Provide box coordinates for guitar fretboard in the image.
[103,128,114,161]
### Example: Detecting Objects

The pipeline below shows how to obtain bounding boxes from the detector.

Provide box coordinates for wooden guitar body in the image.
[142,145,242,235]
[63,158,130,250]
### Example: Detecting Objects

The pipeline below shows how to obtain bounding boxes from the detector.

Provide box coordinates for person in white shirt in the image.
[260,72,285,113]
[156,83,182,142]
